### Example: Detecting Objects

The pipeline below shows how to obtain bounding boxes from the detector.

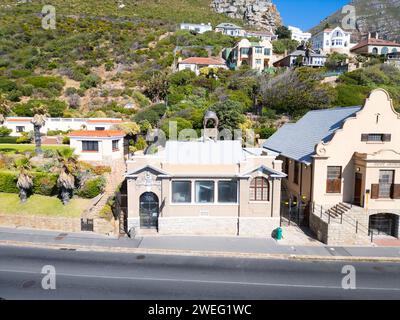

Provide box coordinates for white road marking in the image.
[0,268,400,292]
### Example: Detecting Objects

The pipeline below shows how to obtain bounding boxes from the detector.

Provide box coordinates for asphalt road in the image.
[0,246,399,300]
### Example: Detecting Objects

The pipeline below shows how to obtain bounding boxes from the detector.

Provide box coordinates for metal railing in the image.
[311,202,370,238]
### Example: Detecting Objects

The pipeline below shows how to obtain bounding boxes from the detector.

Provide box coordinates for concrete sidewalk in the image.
[0,227,399,261]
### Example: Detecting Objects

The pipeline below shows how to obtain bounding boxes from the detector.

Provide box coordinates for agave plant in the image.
[57,148,78,205]
[31,104,49,155]
[15,157,33,203]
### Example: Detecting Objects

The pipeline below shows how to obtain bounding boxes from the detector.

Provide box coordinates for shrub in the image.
[0,171,18,193]
[80,74,101,90]
[16,132,31,144]
[32,172,58,196]
[62,136,70,144]
[0,136,18,144]
[99,202,114,221]
[0,126,12,137]
[77,176,106,198]
[92,166,112,175]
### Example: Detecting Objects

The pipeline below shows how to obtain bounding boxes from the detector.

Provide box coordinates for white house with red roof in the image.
[68,130,126,163]
[177,57,228,75]
[3,117,122,136]
[351,33,400,56]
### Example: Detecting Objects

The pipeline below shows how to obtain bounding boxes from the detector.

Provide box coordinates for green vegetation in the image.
[336,64,400,108]
[0,144,70,154]
[76,176,106,199]
[0,193,89,217]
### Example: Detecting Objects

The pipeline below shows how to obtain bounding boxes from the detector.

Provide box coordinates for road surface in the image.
[0,246,399,299]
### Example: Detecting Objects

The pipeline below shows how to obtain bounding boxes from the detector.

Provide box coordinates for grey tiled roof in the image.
[263,106,362,164]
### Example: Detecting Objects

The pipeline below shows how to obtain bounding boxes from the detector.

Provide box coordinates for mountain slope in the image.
[310,0,400,42]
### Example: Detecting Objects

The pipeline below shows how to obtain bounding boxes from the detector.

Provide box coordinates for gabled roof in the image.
[125,165,170,178]
[216,23,242,29]
[179,57,226,65]
[68,130,125,138]
[351,38,400,51]
[240,165,286,178]
[263,106,362,164]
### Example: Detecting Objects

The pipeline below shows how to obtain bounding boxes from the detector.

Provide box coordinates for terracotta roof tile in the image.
[68,130,125,138]
[6,118,32,122]
[351,38,400,51]
[179,57,226,65]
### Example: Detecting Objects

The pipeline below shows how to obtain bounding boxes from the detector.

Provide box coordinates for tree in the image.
[144,71,170,103]
[209,100,246,132]
[275,26,292,39]
[57,148,78,205]
[259,68,336,117]
[0,94,11,125]
[15,157,33,203]
[31,104,49,155]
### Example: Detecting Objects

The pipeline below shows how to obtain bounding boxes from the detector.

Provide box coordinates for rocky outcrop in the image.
[211,0,282,31]
[310,0,400,42]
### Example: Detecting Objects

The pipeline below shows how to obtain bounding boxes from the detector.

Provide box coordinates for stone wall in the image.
[310,213,370,245]
[0,215,115,235]
[128,216,280,237]
[158,216,238,236]
[239,217,280,237]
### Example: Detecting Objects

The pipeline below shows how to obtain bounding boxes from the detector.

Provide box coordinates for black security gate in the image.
[139,192,159,229]
[369,213,398,237]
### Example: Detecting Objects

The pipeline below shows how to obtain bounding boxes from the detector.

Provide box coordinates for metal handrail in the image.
[312,202,369,235]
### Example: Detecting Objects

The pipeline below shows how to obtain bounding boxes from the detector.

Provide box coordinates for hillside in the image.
[0,0,240,116]
[310,0,400,42]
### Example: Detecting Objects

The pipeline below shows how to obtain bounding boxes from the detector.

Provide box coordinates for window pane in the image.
[327,166,341,179]
[172,181,191,203]
[82,141,99,151]
[218,181,237,203]
[195,181,214,203]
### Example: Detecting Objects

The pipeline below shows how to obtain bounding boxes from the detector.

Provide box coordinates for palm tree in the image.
[57,148,78,205]
[304,41,312,65]
[15,157,33,203]
[0,94,11,125]
[31,104,49,155]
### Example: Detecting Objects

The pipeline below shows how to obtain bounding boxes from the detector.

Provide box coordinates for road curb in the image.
[1,240,400,263]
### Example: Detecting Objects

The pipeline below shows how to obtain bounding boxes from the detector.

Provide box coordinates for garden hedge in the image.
[0,171,58,196]
[0,137,18,144]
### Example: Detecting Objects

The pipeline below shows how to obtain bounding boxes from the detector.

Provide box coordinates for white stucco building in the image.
[177,57,228,75]
[288,26,311,42]
[310,26,355,54]
[351,33,400,56]
[3,117,122,136]
[68,130,125,164]
[180,23,212,34]
[215,23,245,37]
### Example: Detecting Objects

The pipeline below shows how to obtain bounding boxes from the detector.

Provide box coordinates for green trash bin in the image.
[276,227,282,240]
